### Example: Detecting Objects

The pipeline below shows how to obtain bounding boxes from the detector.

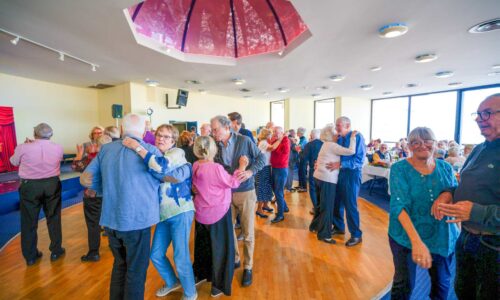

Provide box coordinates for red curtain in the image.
[0,106,18,173]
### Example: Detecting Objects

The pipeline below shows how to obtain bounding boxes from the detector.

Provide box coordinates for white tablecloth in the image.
[362,165,391,194]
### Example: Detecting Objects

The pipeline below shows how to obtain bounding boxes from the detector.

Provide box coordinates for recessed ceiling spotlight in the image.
[406,83,419,88]
[185,80,202,85]
[58,52,65,61]
[240,88,251,92]
[278,87,290,93]
[232,78,245,85]
[311,93,321,98]
[378,23,408,38]
[370,66,382,72]
[316,86,329,91]
[382,91,393,96]
[199,89,208,95]
[360,84,373,90]
[10,36,19,45]
[435,71,454,78]
[492,64,500,69]
[415,53,437,63]
[469,18,500,33]
[145,79,160,87]
[329,75,345,82]
[448,82,463,87]
[91,64,97,72]
[488,71,500,76]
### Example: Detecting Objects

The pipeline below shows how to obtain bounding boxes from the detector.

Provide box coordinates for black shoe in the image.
[211,286,223,297]
[297,188,307,193]
[284,207,289,213]
[345,237,362,247]
[331,228,346,236]
[256,211,268,218]
[319,237,336,244]
[81,253,100,262]
[234,260,241,269]
[309,227,317,233]
[50,248,66,261]
[271,216,284,224]
[262,207,274,213]
[242,269,252,287]
[26,250,43,266]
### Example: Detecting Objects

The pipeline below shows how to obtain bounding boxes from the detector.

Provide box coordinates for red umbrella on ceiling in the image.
[124,0,310,65]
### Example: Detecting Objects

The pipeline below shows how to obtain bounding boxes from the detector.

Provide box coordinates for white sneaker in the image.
[181,292,198,300]
[155,282,181,297]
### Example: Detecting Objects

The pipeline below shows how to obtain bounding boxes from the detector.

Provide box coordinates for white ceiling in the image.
[0,0,499,101]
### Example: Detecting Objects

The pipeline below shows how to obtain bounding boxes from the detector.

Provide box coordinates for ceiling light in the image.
[435,71,454,78]
[383,92,393,96]
[492,64,500,69]
[415,53,437,63]
[278,50,284,56]
[243,95,252,99]
[448,82,463,87]
[488,71,500,76]
[378,23,408,38]
[10,36,19,45]
[91,64,97,72]
[145,79,159,87]
[232,78,245,85]
[469,18,500,33]
[360,84,373,90]
[199,89,207,95]
[278,87,290,93]
[59,52,65,61]
[329,75,345,82]
[370,66,382,72]
[316,86,329,91]
[240,88,251,92]
[311,93,321,98]
[406,83,419,88]
[185,80,202,85]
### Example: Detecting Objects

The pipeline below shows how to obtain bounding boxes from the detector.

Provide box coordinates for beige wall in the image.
[0,73,99,152]
[97,83,132,127]
[129,83,270,131]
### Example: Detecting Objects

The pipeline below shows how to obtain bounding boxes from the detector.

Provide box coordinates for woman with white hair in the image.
[445,146,465,170]
[309,124,357,243]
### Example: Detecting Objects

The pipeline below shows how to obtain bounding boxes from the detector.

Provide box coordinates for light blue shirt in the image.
[389,159,459,257]
[220,132,237,167]
[338,131,366,170]
[85,136,163,231]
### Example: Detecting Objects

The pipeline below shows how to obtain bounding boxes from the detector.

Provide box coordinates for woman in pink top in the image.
[191,136,248,297]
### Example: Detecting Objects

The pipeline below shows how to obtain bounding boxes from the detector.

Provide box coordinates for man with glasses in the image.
[372,143,392,167]
[432,93,499,299]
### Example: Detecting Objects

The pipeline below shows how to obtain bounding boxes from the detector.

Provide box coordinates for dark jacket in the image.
[303,139,324,170]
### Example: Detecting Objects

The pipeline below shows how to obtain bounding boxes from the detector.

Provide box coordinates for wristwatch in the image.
[135,146,143,153]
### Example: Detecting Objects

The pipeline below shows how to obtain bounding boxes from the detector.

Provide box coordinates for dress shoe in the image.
[234,261,241,269]
[262,206,274,213]
[50,248,66,261]
[81,253,100,262]
[345,237,362,247]
[319,237,336,244]
[26,250,43,266]
[242,269,252,287]
[256,211,268,218]
[210,286,223,297]
[271,216,284,224]
[331,228,345,236]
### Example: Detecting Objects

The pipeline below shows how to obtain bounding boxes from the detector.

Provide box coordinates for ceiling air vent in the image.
[88,84,115,89]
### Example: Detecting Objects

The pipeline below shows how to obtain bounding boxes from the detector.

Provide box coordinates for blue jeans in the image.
[272,167,288,217]
[106,227,151,300]
[332,168,362,238]
[389,236,453,300]
[454,230,499,300]
[151,211,196,297]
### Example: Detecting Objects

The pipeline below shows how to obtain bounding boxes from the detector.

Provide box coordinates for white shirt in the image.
[258,140,271,166]
[313,136,356,184]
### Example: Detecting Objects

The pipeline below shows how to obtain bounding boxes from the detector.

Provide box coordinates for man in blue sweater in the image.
[211,115,265,287]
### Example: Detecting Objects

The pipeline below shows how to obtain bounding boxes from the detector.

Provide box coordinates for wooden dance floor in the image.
[0,192,393,299]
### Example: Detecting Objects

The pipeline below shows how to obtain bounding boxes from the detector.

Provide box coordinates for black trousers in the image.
[193,209,235,296]
[19,176,63,261]
[83,196,102,256]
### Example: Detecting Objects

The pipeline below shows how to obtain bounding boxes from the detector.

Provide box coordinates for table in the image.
[362,164,391,194]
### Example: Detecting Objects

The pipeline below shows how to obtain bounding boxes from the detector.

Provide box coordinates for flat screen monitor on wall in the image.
[176,89,189,106]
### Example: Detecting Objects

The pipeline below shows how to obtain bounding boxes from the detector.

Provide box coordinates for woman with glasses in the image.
[388,127,459,299]
[122,124,197,300]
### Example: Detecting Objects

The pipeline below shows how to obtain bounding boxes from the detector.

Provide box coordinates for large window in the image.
[460,86,500,144]
[410,91,457,141]
[270,100,285,129]
[371,97,409,142]
[314,98,335,129]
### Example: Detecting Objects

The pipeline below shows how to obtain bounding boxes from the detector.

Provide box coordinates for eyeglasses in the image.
[156,134,173,140]
[409,139,435,147]
[471,110,500,121]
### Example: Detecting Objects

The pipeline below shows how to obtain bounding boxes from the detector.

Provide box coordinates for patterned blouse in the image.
[388,159,459,257]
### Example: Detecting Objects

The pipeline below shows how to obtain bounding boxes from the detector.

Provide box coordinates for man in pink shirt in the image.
[10,123,64,266]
